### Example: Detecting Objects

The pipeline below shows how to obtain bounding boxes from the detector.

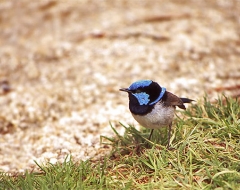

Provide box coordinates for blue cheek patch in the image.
[133,92,150,105]
[149,87,166,105]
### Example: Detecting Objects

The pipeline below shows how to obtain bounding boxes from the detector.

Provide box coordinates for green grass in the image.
[1,96,240,189]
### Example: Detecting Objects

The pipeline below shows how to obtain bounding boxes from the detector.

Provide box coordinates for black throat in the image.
[128,93,154,115]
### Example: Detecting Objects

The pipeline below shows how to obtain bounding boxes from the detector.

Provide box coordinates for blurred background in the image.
[0,0,240,172]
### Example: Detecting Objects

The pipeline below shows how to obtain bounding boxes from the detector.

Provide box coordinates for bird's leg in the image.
[148,129,154,140]
[167,122,172,149]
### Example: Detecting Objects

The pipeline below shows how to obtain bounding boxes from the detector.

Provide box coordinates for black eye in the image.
[135,89,141,93]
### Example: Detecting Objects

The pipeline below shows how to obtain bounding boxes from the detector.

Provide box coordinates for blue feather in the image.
[132,92,150,105]
[149,87,166,105]
[129,80,152,90]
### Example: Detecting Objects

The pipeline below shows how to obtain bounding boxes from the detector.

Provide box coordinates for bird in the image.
[119,79,193,148]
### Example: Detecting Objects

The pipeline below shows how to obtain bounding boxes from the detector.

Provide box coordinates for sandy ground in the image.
[0,0,240,173]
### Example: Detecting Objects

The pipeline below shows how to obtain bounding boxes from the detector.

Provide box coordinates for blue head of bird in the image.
[119,80,166,115]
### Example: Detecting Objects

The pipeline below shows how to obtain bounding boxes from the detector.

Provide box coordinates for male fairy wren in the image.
[120,79,193,148]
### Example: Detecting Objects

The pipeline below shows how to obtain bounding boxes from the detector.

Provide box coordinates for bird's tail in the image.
[180,98,194,103]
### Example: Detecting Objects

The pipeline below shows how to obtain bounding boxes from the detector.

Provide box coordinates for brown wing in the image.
[162,91,186,110]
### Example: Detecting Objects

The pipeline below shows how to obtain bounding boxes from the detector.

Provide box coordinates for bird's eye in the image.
[135,89,141,93]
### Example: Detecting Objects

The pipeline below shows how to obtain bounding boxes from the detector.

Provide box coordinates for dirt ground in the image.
[0,0,240,173]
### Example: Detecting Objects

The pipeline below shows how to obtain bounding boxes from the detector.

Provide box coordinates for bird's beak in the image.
[119,88,131,93]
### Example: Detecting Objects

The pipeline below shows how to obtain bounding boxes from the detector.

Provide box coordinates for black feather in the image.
[180,98,194,103]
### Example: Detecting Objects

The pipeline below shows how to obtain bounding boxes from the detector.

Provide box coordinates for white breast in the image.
[132,101,175,129]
